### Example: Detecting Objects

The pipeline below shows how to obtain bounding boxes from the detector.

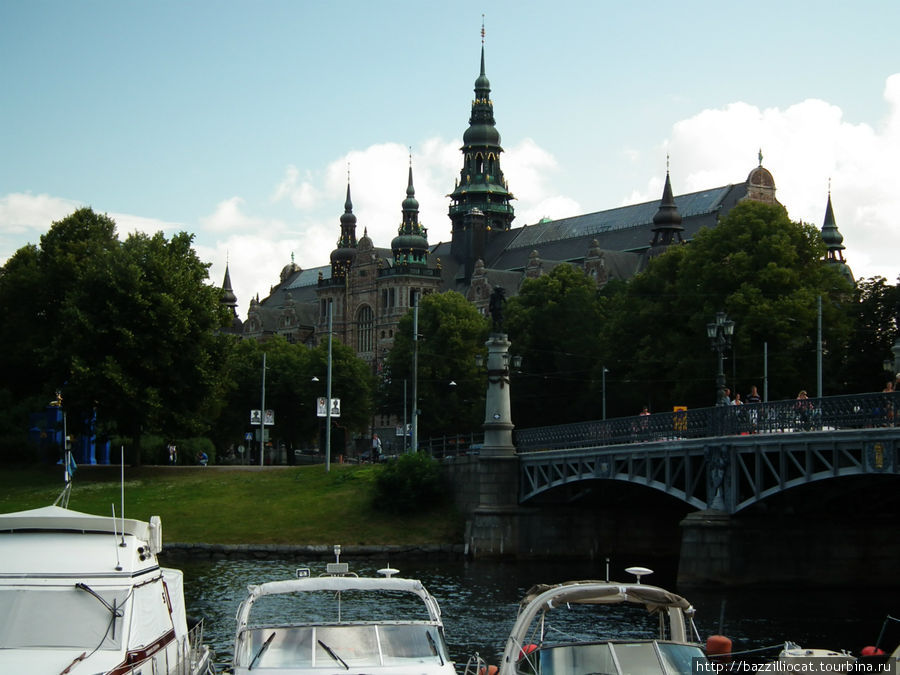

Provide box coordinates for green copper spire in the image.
[649,168,684,255]
[821,189,845,256]
[392,160,429,266]
[330,181,358,279]
[449,29,515,262]
[821,187,854,284]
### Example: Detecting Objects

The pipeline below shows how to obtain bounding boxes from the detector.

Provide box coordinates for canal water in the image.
[177,557,900,670]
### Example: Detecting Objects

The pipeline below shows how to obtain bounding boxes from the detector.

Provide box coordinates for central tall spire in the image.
[449,26,515,264]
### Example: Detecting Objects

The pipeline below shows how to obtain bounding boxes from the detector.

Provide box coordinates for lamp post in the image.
[884,314,900,378]
[706,311,735,406]
[601,366,609,420]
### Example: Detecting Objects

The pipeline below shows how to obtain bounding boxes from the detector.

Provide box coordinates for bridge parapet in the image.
[515,392,899,451]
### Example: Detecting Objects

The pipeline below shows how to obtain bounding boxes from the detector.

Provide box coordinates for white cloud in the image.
[627,74,900,283]
[108,212,184,240]
[0,193,184,264]
[200,197,267,233]
[0,193,81,262]
[271,165,321,210]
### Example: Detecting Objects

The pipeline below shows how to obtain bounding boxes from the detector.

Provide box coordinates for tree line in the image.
[0,202,897,462]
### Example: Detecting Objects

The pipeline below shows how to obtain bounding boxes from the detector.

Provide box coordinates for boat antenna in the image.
[119,446,126,546]
[605,557,610,582]
[111,504,123,571]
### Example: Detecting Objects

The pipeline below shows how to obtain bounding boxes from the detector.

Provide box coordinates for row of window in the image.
[320,287,435,354]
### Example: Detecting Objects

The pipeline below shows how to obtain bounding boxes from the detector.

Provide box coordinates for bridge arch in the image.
[518,430,898,515]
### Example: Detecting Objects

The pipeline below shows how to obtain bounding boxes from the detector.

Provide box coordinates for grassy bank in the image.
[0,464,464,545]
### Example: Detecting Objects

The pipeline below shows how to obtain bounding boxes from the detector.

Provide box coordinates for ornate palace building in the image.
[221,39,852,369]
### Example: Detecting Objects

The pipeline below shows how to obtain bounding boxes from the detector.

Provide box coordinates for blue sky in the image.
[2,1,899,317]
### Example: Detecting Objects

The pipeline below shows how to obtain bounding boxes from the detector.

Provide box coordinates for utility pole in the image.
[326,300,333,472]
[259,352,266,466]
[411,292,418,454]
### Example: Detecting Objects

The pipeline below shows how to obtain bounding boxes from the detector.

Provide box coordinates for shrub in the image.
[372,452,448,515]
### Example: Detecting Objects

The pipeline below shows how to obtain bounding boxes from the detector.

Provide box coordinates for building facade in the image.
[226,40,851,367]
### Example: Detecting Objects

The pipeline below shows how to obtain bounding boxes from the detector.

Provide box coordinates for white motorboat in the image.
[468,567,707,675]
[778,642,856,670]
[230,546,456,674]
[0,504,214,675]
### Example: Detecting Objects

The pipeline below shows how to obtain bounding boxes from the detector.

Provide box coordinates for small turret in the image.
[330,182,358,280]
[821,188,854,283]
[391,161,429,266]
[648,167,684,256]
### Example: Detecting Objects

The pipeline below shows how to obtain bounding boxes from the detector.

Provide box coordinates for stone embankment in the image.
[162,542,466,561]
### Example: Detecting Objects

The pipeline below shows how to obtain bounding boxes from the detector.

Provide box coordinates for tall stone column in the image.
[466,332,523,558]
[481,333,516,456]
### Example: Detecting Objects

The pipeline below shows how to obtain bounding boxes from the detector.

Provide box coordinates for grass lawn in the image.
[0,464,464,546]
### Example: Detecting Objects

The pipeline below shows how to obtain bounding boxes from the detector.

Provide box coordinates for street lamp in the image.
[884,336,900,377]
[601,366,610,420]
[707,311,735,405]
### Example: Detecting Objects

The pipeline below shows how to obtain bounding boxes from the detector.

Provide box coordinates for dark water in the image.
[176,557,900,670]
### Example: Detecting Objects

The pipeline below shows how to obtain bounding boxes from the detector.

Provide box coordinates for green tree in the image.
[0,209,231,463]
[603,200,856,411]
[841,276,900,392]
[505,264,606,426]
[214,335,375,460]
[385,291,488,440]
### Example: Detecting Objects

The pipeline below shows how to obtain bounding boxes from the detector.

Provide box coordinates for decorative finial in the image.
[758,148,763,166]
[666,153,670,173]
[291,252,295,264]
[347,162,350,184]
[409,147,413,166]
[481,15,485,44]
[828,176,832,195]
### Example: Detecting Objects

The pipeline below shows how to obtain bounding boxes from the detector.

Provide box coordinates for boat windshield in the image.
[238,623,449,669]
[0,586,129,649]
[525,641,706,675]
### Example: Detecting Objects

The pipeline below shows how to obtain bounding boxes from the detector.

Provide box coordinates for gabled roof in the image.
[506,183,743,252]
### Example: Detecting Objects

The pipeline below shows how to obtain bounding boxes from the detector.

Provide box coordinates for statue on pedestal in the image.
[489,286,506,332]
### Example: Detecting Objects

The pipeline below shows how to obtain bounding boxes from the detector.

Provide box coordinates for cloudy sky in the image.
[2,1,898,318]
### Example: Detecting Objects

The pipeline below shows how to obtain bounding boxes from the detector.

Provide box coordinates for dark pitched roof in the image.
[504,183,745,253]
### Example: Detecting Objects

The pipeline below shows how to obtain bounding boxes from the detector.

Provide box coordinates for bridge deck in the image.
[513,393,900,514]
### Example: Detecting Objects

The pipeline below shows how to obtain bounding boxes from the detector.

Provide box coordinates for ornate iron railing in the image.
[420,432,484,458]
[514,392,899,452]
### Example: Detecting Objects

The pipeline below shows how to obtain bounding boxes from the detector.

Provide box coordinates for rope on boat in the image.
[720,643,787,658]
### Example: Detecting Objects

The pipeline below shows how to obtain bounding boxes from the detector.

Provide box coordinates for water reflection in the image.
[175,557,900,669]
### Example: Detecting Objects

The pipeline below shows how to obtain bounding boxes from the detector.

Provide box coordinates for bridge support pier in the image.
[677,510,736,586]
[465,332,526,558]
[465,455,525,558]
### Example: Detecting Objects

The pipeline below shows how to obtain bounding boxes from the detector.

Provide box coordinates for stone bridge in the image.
[442,391,900,583]
[512,392,899,514]
[517,427,897,514]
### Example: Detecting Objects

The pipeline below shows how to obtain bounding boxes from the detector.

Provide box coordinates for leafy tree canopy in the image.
[385,291,488,439]
[0,208,231,461]
[505,264,607,425]
[602,200,856,411]
[213,335,375,457]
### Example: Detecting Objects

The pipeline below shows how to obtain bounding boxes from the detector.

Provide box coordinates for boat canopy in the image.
[0,505,152,542]
[518,580,694,614]
[235,576,444,630]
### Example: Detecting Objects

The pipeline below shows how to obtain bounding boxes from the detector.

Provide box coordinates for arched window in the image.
[357,305,374,353]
